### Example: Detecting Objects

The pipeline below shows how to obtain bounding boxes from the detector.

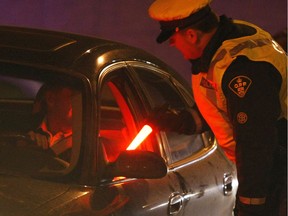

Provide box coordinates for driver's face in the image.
[46,87,73,121]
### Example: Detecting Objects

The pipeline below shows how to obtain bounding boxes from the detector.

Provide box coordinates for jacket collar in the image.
[190,15,237,74]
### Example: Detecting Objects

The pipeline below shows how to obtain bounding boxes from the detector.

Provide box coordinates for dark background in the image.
[0,0,286,83]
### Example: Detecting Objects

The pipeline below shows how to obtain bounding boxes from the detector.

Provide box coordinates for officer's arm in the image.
[222,56,282,212]
[148,103,209,135]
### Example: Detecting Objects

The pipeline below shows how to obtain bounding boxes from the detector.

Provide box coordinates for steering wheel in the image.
[0,131,69,170]
[0,131,35,146]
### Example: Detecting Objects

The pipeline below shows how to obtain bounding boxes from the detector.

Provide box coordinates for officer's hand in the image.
[148,105,196,135]
[28,130,50,150]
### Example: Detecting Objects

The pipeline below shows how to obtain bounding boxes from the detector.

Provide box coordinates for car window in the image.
[133,67,206,164]
[0,75,42,132]
[0,71,83,175]
[0,75,42,99]
[99,67,160,163]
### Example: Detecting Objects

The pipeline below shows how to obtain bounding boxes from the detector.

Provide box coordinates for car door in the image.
[97,62,237,215]
[128,63,238,216]
[97,63,186,216]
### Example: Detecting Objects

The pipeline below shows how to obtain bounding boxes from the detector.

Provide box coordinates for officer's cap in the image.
[149,0,212,43]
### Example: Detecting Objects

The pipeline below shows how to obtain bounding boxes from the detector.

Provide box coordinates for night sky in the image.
[0,0,286,82]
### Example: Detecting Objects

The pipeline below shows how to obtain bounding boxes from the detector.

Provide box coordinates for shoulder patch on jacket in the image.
[228,76,252,98]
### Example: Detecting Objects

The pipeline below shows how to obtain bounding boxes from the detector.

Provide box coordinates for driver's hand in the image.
[28,130,50,150]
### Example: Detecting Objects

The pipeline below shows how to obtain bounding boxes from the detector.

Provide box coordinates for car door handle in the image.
[168,193,184,215]
[223,173,233,196]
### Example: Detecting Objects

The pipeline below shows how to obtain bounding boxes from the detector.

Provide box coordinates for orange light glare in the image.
[126,125,153,150]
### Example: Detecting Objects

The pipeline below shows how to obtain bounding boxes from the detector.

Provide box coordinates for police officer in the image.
[148,0,287,215]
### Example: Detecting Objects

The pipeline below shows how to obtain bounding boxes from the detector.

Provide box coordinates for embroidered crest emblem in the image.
[200,77,217,90]
[237,112,248,124]
[229,76,252,98]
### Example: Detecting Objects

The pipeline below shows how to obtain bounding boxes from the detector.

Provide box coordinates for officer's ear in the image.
[185,28,198,44]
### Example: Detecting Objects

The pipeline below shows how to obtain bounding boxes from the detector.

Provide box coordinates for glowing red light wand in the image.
[126,125,153,150]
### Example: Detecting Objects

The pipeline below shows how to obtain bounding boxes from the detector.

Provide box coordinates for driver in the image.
[28,83,74,161]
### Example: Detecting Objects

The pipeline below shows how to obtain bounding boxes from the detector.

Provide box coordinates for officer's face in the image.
[169,29,203,60]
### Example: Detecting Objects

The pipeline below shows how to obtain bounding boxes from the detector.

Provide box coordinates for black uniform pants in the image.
[234,118,287,216]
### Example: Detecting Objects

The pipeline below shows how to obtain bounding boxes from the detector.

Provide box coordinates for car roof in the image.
[0,26,177,78]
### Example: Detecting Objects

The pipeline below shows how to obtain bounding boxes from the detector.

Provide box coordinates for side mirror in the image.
[105,150,167,179]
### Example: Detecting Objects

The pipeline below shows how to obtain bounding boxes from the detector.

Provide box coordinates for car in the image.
[0,26,238,216]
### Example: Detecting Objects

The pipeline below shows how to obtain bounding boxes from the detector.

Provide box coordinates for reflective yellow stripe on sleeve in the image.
[239,196,266,205]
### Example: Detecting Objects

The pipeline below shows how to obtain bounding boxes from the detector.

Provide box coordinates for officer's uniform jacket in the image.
[191,16,287,200]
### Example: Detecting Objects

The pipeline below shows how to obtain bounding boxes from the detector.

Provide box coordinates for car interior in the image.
[0,70,161,176]
[99,80,160,163]
[0,72,83,174]
[0,65,214,178]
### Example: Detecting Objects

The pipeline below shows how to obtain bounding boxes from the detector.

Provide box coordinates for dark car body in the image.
[0,26,237,216]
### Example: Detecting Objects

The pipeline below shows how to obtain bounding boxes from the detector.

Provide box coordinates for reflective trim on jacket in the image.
[192,20,287,162]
